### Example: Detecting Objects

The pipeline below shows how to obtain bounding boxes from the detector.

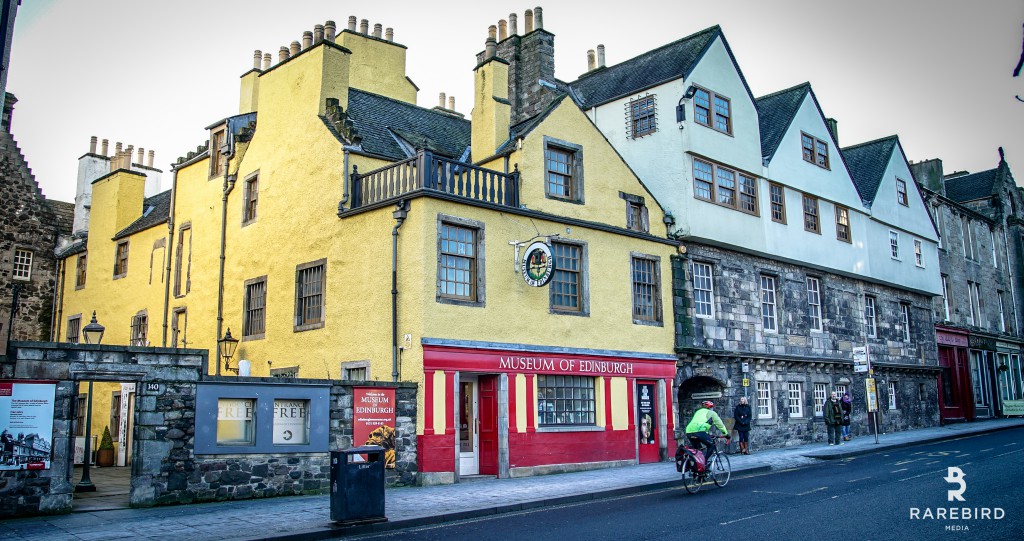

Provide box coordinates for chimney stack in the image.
[115,141,123,156]
[498,19,507,40]
[279,46,290,63]
[253,50,262,70]
[137,147,144,165]
[325,20,336,42]
[826,118,839,146]
[385,27,393,41]
[485,35,497,60]
[587,50,595,71]
[373,23,382,38]
[449,96,455,111]
[597,44,605,68]
[360,19,369,34]
[509,13,518,35]
[290,41,300,56]
[314,24,324,44]
[525,9,533,33]
[439,92,446,108]
[534,7,543,29]
[101,139,109,157]
[147,150,155,168]
[89,136,97,154]
[909,158,946,196]
[263,53,272,70]
[348,16,357,32]
[302,31,313,50]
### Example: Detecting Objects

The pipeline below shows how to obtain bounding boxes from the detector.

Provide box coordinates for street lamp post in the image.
[75,312,104,493]
[219,328,240,374]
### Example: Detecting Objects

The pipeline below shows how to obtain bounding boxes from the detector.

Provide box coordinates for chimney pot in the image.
[325,20,337,42]
[534,7,543,29]
[280,46,290,63]
[373,23,382,38]
[485,37,497,60]
[439,92,446,108]
[525,9,533,33]
[498,20,507,40]
[301,33,312,50]
[253,49,262,70]
[263,53,272,70]
[597,44,605,68]
[290,41,301,56]
[348,16,357,31]
[314,24,324,44]
[385,27,393,41]
[488,25,497,41]
[101,139,109,157]
[137,147,144,164]
[449,96,455,111]
[115,142,123,155]
[587,49,595,71]
[89,136,98,154]
[147,150,155,168]
[360,19,369,34]
[509,13,518,35]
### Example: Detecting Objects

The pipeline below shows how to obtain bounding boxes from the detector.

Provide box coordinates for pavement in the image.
[2,418,1022,541]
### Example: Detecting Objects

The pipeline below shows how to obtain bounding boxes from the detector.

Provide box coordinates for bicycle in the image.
[675,435,732,494]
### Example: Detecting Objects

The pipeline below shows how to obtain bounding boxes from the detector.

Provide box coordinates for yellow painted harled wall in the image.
[59,170,169,346]
[76,381,122,443]
[471,59,510,159]
[336,30,416,103]
[239,70,260,114]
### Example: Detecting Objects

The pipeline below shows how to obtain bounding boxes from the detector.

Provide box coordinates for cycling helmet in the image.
[701,400,715,409]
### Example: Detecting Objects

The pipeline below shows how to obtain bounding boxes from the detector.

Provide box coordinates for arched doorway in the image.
[677,375,726,429]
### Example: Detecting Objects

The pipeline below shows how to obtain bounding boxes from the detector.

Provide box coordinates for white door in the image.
[458,377,479,476]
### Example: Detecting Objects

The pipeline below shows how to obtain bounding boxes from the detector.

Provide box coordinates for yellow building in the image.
[56,12,680,483]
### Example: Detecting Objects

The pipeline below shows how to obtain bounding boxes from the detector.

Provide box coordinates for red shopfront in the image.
[936,326,972,422]
[418,342,677,483]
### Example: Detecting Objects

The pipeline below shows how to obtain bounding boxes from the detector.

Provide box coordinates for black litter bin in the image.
[330,445,388,525]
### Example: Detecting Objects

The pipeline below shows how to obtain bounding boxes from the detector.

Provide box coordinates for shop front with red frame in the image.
[417,340,677,483]
[936,326,972,422]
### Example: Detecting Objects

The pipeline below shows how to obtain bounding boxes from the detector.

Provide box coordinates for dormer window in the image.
[210,126,226,179]
[693,87,732,135]
[801,132,830,169]
[896,178,909,206]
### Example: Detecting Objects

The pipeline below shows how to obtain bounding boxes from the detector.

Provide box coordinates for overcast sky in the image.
[9,0,1024,203]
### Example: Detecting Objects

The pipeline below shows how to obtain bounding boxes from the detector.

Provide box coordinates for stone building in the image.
[913,149,1024,422]
[0,93,73,357]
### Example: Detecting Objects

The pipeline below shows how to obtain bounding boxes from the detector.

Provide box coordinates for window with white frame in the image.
[788,383,803,417]
[959,216,967,257]
[900,303,911,342]
[998,291,1007,333]
[963,217,976,259]
[834,384,848,399]
[807,277,822,332]
[537,375,597,426]
[990,229,998,268]
[889,231,900,259]
[887,381,897,410]
[967,281,983,327]
[933,205,944,249]
[941,274,951,321]
[914,239,924,267]
[813,383,827,416]
[12,249,32,280]
[760,275,778,332]
[865,296,877,337]
[756,381,772,418]
[691,262,714,319]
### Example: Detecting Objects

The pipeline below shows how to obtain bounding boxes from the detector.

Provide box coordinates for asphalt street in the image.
[347,428,1024,541]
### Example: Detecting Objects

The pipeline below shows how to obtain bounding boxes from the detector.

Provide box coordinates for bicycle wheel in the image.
[682,458,702,494]
[711,452,731,487]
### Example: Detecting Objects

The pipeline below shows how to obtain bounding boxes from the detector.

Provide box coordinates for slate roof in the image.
[943,169,998,203]
[46,200,75,236]
[755,83,810,161]
[346,89,471,160]
[568,26,729,109]
[114,190,172,239]
[494,95,569,156]
[841,136,898,206]
[56,237,86,259]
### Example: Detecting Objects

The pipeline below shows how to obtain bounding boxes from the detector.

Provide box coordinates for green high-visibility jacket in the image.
[685,408,727,435]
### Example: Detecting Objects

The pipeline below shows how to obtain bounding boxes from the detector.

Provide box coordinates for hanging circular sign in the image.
[520,241,554,287]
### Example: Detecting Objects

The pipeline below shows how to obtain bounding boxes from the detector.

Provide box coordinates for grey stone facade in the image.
[0,95,72,357]
[670,243,941,448]
[0,343,418,517]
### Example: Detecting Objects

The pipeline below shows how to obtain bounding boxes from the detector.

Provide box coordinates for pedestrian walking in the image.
[824,392,843,446]
[733,397,752,454]
[841,392,852,441]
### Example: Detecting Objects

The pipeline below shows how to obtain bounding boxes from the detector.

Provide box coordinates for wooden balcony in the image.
[351,150,520,209]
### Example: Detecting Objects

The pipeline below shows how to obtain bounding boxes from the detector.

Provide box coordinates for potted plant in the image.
[96,426,116,467]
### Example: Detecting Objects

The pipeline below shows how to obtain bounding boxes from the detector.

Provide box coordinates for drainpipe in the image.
[161,169,179,347]
[1002,227,1020,334]
[392,200,408,382]
[337,148,350,214]
[216,170,237,376]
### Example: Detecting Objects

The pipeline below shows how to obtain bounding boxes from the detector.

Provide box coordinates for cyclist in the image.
[685,400,730,465]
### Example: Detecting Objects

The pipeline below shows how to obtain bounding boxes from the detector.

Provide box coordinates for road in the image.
[348,428,1024,541]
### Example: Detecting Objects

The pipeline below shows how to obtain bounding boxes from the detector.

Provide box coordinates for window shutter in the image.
[640,205,650,233]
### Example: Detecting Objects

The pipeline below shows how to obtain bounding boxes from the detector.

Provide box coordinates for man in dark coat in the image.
[733,397,752,454]
[824,392,844,446]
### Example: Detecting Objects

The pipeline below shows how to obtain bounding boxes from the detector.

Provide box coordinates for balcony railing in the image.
[351,150,519,209]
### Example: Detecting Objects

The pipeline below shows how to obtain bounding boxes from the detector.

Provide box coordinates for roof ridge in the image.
[349,88,471,126]
[569,25,720,85]
[755,82,811,102]
[945,168,996,181]
[841,134,899,152]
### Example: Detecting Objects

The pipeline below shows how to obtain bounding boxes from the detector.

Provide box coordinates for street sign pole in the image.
[864,332,878,445]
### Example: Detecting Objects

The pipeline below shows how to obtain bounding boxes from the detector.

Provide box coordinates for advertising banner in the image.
[353,388,397,468]
[637,383,655,445]
[1,381,56,471]
[865,378,878,412]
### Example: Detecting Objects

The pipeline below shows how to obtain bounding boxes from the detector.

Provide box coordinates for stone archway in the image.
[676,375,726,428]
